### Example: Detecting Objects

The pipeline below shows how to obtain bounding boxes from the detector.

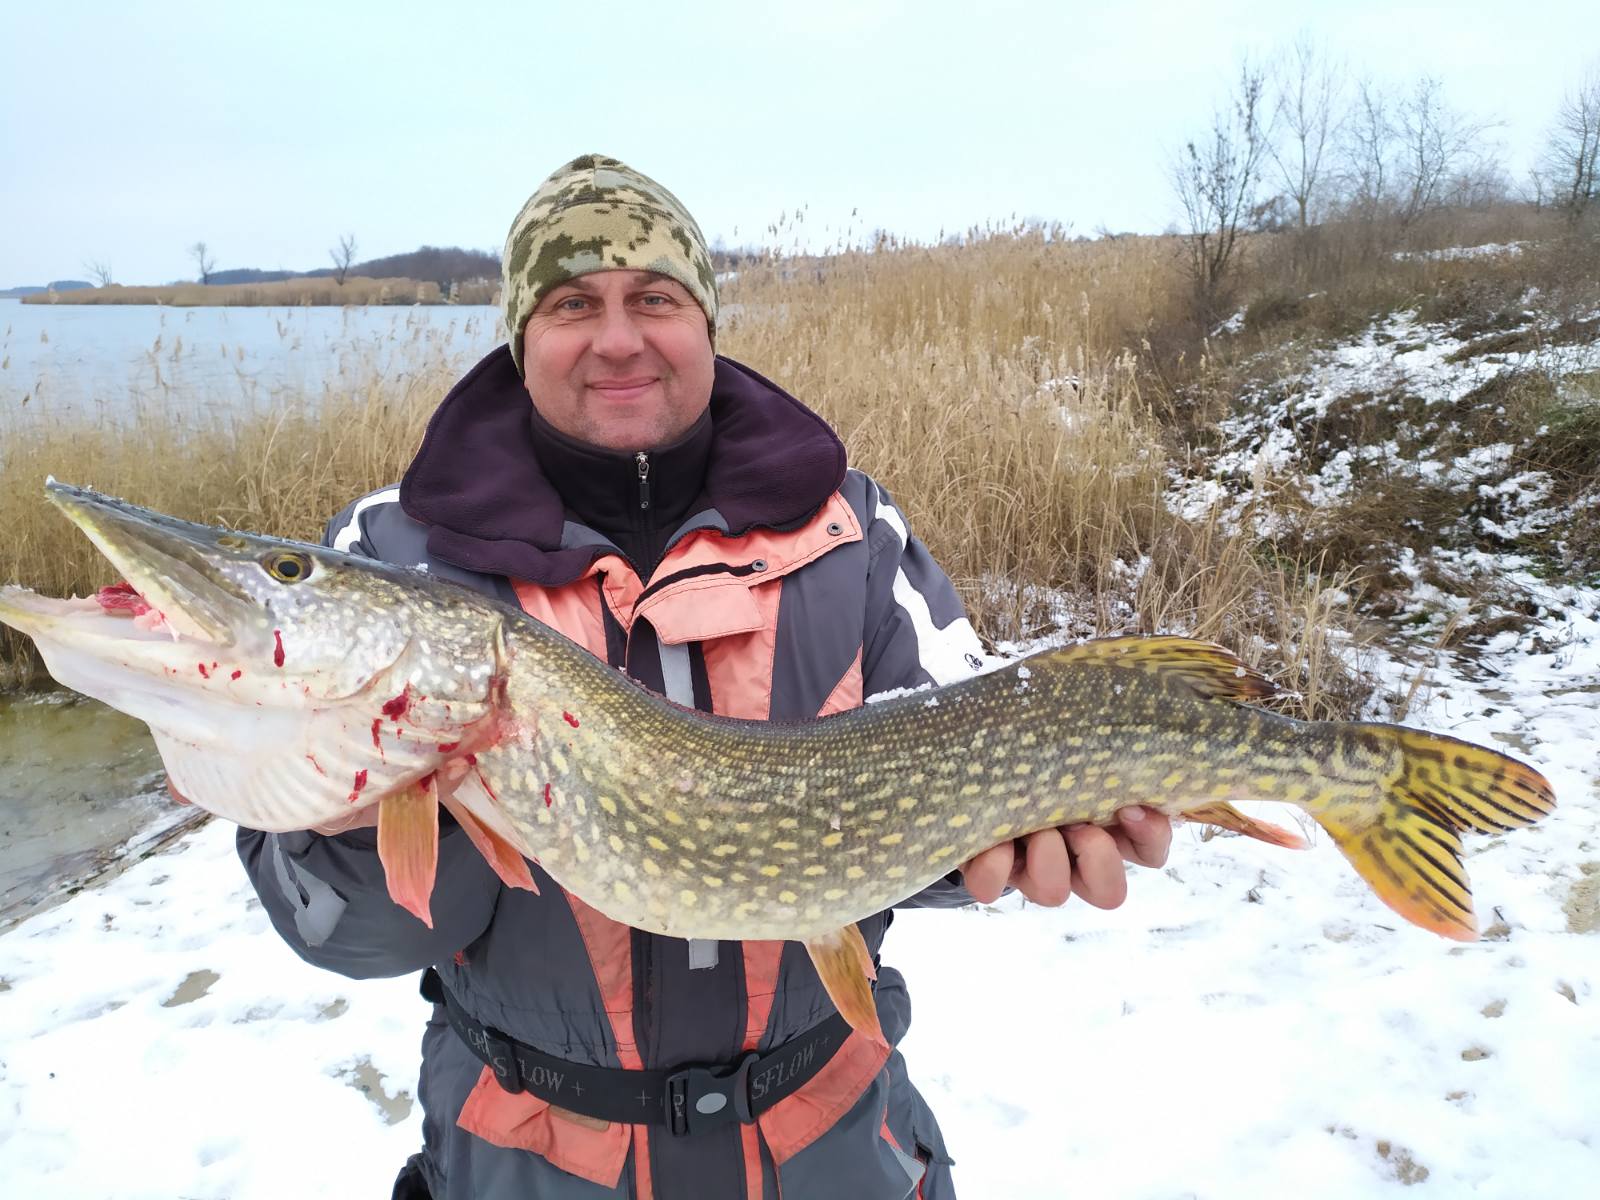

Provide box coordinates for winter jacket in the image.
[238,348,985,1200]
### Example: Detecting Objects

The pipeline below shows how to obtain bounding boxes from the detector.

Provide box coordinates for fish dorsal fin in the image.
[1037,635,1278,702]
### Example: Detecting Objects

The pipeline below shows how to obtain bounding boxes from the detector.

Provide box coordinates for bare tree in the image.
[189,241,216,285]
[1341,76,1395,220]
[82,259,115,287]
[330,233,359,285]
[1394,77,1495,226]
[1267,32,1343,229]
[1171,60,1272,318]
[1541,66,1600,221]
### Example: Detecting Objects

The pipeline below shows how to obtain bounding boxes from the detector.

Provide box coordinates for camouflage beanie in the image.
[502,154,719,376]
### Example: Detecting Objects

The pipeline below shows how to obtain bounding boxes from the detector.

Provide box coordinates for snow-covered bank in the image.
[1,573,1595,1198]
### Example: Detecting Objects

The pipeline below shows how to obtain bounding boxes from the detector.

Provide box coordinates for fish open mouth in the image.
[0,481,252,648]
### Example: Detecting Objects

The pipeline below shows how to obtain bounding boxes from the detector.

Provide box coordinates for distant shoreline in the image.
[22,276,498,307]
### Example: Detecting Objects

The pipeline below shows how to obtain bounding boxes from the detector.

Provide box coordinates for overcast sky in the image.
[2,0,1595,286]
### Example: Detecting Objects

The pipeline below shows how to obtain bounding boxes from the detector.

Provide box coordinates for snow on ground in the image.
[1,578,1594,1199]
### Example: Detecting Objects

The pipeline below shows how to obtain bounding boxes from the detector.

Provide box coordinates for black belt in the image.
[421,967,852,1137]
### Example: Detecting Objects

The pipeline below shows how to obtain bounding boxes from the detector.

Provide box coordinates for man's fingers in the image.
[1013,828,1073,906]
[1114,806,1173,868]
[959,840,1014,903]
[1064,824,1128,909]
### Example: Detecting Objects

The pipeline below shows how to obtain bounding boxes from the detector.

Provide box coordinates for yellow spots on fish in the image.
[1191,740,1210,755]
[779,816,800,830]
[988,782,1011,797]
[1066,736,1084,748]
[1283,783,1308,804]
[961,783,982,797]
[1161,771,1184,789]
[991,823,1014,839]
[1007,794,1032,810]
[778,890,798,905]
[679,889,698,907]
[608,834,625,854]
[701,875,723,888]
[536,808,553,826]
[887,865,908,879]
[1014,762,1034,776]
[1253,775,1279,792]
[824,888,848,901]
[760,865,782,878]
[871,852,889,864]
[1210,783,1234,797]
[624,819,638,834]
[678,837,697,852]
[1103,775,1121,790]
[1046,808,1068,824]
[712,844,737,857]
[1020,731,1037,747]
[574,795,588,817]
[966,762,985,777]
[867,809,889,822]
[897,797,918,811]
[821,831,845,847]
[734,821,752,834]
[1054,774,1077,794]
[880,832,905,846]
[613,880,633,903]
[773,840,798,852]
[647,835,669,853]
[695,817,713,832]
[846,866,866,880]
[550,748,568,773]
[663,810,685,826]
[927,846,956,863]
[574,842,591,863]
[678,857,696,871]
[915,813,939,827]
[730,871,748,884]
[1095,724,1113,737]
[907,772,927,786]
[642,858,662,877]
[735,900,757,918]
[803,864,827,876]
[947,813,971,828]
[522,768,540,791]
[853,771,873,786]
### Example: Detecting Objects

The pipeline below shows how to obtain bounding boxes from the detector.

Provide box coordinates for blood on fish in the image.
[95,581,152,617]
[347,769,368,805]
[464,753,477,766]
[544,783,553,808]
[371,718,383,749]
[273,630,285,668]
[562,711,579,728]
[436,741,459,753]
[197,663,210,679]
[305,754,326,777]
[453,949,468,968]
[382,686,412,721]
[230,670,242,681]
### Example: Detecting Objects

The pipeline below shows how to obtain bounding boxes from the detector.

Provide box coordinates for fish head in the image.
[0,481,512,830]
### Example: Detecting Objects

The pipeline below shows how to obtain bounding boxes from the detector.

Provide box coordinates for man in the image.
[239,154,1171,1199]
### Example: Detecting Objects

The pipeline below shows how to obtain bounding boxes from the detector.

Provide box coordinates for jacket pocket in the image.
[772,1074,923,1198]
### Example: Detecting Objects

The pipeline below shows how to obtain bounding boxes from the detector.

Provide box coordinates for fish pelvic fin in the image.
[377,781,440,928]
[1183,801,1308,848]
[1313,725,1555,941]
[804,924,886,1048]
[1040,635,1279,702]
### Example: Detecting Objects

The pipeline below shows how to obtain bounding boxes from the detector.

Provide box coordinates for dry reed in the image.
[25,277,450,307]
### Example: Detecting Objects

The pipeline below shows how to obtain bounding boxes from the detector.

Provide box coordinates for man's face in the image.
[521,270,715,452]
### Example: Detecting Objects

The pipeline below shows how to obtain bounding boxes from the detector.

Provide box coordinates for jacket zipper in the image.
[635,451,651,511]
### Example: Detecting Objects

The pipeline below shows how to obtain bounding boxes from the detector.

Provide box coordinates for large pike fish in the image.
[0,482,1556,1042]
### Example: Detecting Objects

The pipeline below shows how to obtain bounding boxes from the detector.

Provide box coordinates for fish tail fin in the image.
[804,925,886,1048]
[1313,725,1554,941]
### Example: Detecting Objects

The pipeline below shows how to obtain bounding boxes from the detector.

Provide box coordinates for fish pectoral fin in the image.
[1042,635,1279,702]
[436,776,539,895]
[803,924,885,1048]
[377,782,440,928]
[1182,801,1308,848]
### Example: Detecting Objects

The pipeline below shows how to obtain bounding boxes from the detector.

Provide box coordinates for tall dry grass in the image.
[3,225,1401,710]
[25,276,448,307]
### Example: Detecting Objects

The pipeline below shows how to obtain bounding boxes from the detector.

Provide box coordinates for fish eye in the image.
[263,552,314,583]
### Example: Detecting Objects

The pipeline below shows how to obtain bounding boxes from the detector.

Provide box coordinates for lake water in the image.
[0,297,502,416]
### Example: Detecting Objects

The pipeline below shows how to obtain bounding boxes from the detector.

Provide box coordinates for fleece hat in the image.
[502,154,719,376]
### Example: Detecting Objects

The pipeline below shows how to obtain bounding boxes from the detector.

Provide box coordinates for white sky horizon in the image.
[2,0,1595,287]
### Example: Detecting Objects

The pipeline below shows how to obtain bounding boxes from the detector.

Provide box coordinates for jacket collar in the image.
[399,345,847,586]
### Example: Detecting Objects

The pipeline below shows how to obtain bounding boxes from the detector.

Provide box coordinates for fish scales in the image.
[0,483,1557,1042]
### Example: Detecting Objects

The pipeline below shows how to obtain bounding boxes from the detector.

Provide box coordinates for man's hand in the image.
[959,806,1173,908]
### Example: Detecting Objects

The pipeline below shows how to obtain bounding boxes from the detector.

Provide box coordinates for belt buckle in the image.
[665,1051,758,1136]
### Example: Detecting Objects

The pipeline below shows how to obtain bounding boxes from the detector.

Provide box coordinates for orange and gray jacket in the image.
[238,347,981,1199]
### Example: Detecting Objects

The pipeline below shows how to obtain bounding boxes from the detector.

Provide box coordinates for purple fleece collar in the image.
[398,345,848,586]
